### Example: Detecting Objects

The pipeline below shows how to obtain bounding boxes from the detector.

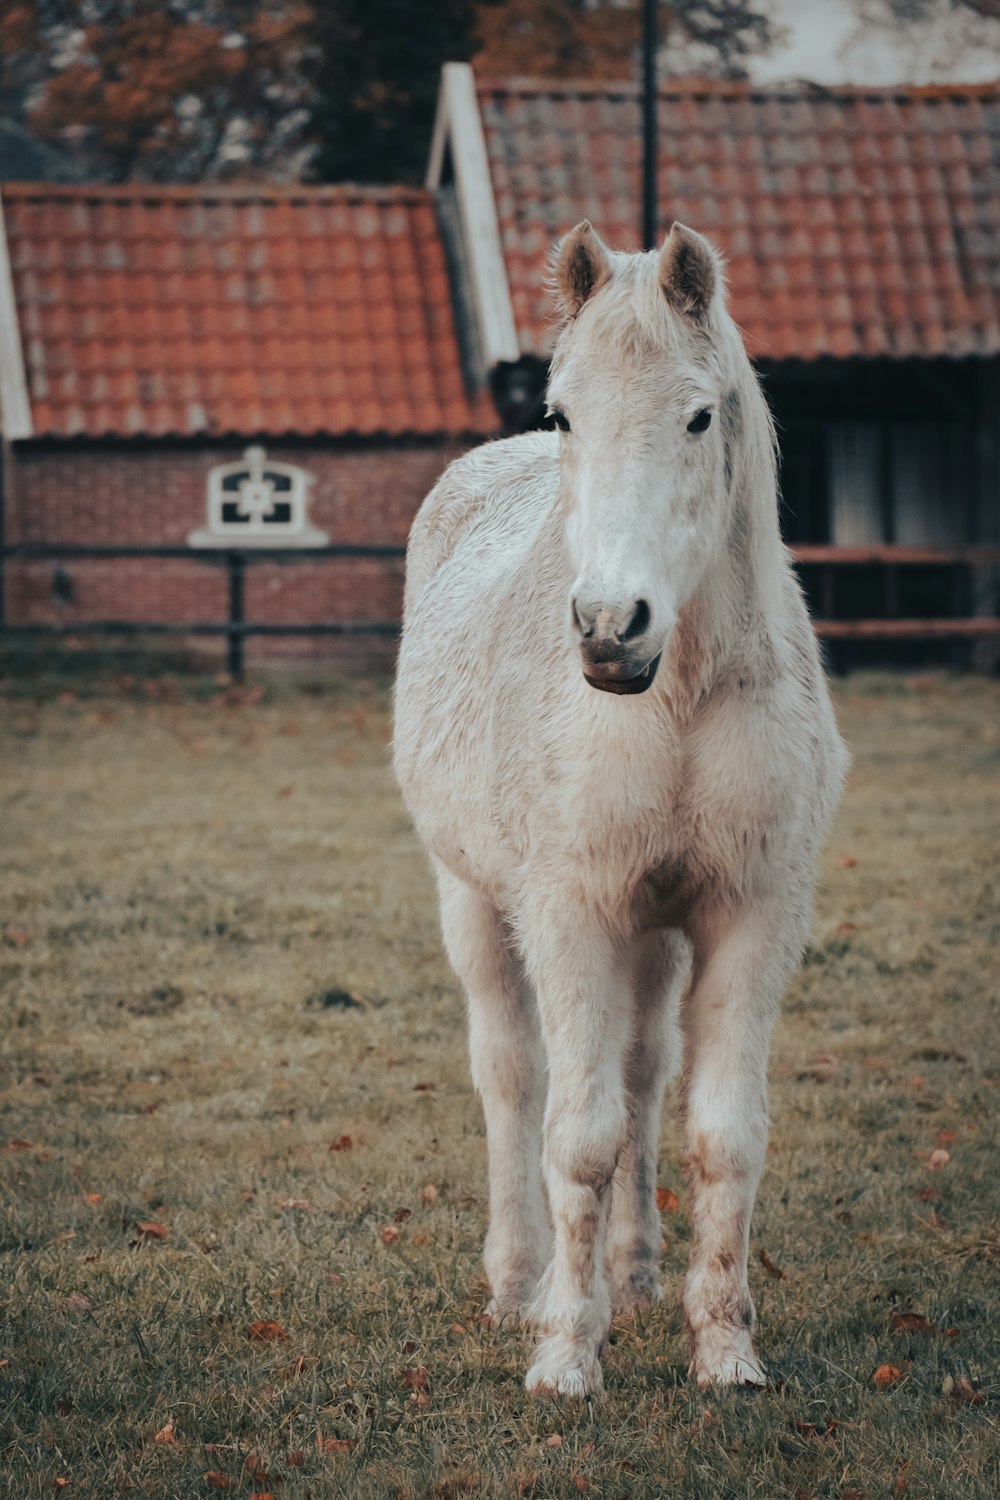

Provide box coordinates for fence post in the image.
[227,551,245,680]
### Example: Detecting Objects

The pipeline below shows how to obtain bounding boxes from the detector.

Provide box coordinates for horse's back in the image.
[403,431,559,619]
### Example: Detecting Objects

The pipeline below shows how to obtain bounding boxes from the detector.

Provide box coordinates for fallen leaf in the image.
[421,1183,439,1204]
[546,1434,563,1448]
[952,1375,985,1406]
[154,1420,176,1445]
[2,1140,32,1151]
[393,1207,412,1223]
[411,1232,428,1246]
[936,1129,957,1146]
[318,1438,354,1454]
[759,1249,784,1280]
[410,1390,431,1406]
[414,1081,435,1093]
[53,1481,72,1490]
[656,1188,680,1212]
[402,1366,430,1392]
[451,1322,466,1338]
[287,1451,304,1468]
[798,1053,839,1082]
[278,1355,311,1377]
[873,1363,903,1388]
[572,1478,589,1493]
[205,1473,231,1491]
[793,1419,837,1440]
[834,854,858,868]
[329,1135,353,1152]
[247,1321,289,1343]
[83,1192,102,1206]
[891,1312,934,1334]
[136,1220,169,1239]
[381,1225,400,1246]
[927,1148,950,1171]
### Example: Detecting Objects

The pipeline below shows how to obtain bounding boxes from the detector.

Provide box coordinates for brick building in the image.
[2,71,999,668]
[0,182,495,667]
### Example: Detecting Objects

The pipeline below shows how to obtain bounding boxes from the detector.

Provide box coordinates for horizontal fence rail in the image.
[1,543,998,677]
[0,542,408,676]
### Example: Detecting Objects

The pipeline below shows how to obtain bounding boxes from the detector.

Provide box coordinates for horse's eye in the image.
[548,408,571,433]
[687,409,712,434]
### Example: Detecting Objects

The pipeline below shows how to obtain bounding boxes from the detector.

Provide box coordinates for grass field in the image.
[0,669,997,1500]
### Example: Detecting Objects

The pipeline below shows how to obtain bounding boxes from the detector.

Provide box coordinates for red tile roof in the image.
[2,183,495,439]
[477,78,1000,361]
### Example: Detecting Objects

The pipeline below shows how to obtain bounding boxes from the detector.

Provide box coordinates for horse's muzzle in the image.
[582,651,662,695]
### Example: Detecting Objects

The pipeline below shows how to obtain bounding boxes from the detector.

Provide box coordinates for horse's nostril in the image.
[620,599,651,642]
[571,598,594,638]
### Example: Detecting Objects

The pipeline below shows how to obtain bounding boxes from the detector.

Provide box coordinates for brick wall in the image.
[3,438,475,667]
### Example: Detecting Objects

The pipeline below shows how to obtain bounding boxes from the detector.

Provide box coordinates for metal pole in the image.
[227,551,245,680]
[0,440,7,629]
[642,0,658,249]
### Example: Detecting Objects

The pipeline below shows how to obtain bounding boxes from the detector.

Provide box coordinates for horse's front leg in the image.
[605,928,690,1315]
[437,869,549,1319]
[681,899,806,1386]
[518,899,632,1396]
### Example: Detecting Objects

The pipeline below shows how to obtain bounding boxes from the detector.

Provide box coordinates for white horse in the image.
[393,221,847,1397]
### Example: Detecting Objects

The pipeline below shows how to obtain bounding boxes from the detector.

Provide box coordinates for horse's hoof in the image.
[525,1337,603,1398]
[692,1352,767,1388]
[606,1265,663,1317]
[484,1294,536,1327]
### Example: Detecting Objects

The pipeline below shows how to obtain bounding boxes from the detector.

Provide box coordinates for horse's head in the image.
[548,220,751,695]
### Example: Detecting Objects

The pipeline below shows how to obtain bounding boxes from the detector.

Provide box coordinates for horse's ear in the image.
[554,221,612,317]
[659,222,719,320]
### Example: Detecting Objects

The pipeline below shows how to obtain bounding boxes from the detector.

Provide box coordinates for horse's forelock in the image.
[552,251,727,381]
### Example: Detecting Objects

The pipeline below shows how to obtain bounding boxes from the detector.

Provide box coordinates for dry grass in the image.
[0,668,997,1499]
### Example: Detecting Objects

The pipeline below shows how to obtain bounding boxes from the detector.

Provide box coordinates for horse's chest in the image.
[565,705,785,921]
[555,729,684,891]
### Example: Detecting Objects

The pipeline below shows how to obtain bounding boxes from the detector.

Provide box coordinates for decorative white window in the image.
[188,446,328,548]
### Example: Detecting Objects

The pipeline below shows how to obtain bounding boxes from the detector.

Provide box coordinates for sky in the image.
[750,0,1000,84]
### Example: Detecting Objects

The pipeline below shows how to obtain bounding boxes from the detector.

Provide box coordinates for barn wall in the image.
[2,438,473,666]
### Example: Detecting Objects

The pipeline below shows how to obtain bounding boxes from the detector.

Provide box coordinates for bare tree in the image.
[845,0,1000,79]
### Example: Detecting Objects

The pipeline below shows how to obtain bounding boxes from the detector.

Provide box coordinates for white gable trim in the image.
[0,189,32,439]
[427,63,520,367]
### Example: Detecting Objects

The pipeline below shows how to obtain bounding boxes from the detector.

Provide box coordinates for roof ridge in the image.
[475,73,1000,102]
[0,182,432,204]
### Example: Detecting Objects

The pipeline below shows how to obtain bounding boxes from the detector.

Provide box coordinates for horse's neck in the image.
[665,467,786,715]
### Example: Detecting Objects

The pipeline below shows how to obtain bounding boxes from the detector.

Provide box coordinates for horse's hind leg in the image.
[606,928,690,1315]
[437,866,548,1319]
